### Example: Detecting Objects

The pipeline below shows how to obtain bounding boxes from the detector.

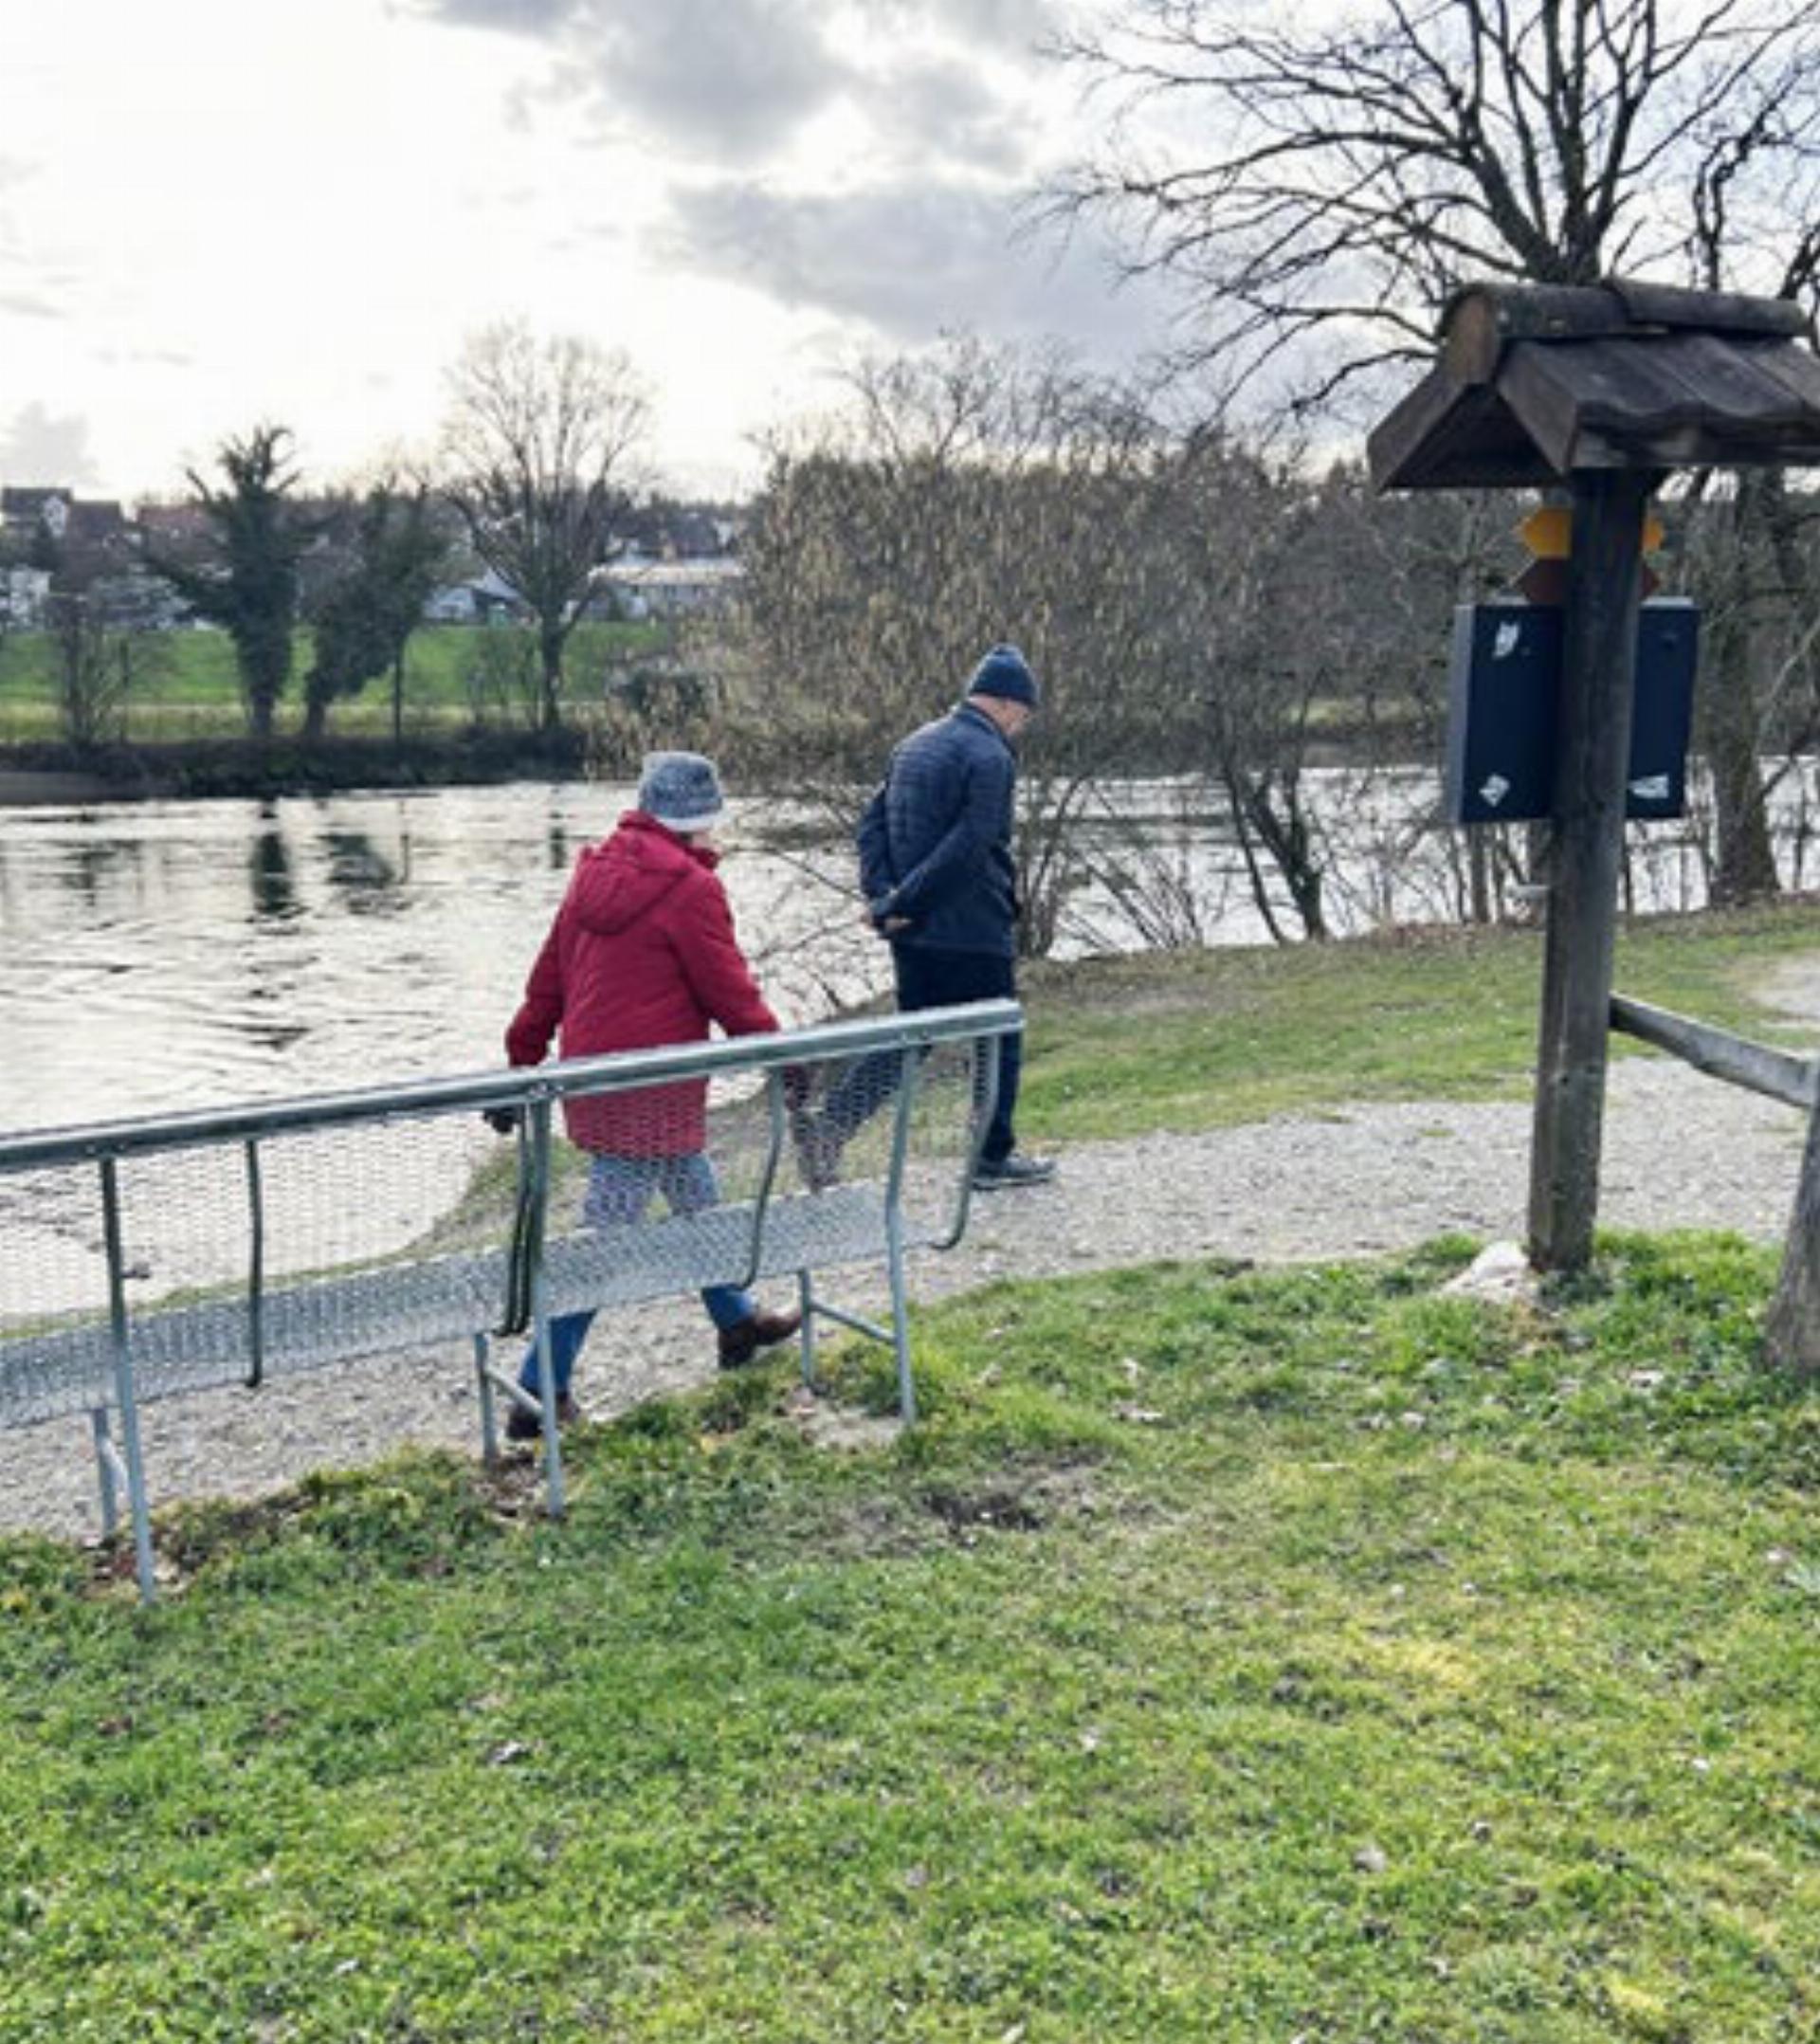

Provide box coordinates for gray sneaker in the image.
[973,1152,1056,1191]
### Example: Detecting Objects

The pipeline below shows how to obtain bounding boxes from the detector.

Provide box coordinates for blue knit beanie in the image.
[637,751,725,833]
[966,643,1039,707]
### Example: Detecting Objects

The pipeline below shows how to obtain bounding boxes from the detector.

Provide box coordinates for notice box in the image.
[1444,600,1699,825]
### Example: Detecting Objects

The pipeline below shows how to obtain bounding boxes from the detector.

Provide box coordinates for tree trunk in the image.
[538,626,565,731]
[1699,470,1782,906]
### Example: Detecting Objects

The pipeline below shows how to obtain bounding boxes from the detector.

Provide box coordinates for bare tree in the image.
[439,324,649,731]
[727,337,1171,958]
[1682,471,1820,898]
[1057,0,1817,410]
[1056,0,1820,901]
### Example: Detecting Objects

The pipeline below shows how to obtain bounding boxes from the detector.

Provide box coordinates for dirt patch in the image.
[780,1386,902,1455]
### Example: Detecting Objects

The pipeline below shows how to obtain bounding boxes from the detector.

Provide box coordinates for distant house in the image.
[0,564,51,629]
[421,568,530,626]
[134,502,215,554]
[595,556,745,621]
[1,485,72,545]
[88,564,191,631]
[424,584,480,625]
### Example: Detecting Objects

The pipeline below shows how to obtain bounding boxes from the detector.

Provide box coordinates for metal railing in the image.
[0,999,1023,1602]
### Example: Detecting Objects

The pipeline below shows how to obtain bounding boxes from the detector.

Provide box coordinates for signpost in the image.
[1526,471,1652,1269]
[1369,277,1820,1288]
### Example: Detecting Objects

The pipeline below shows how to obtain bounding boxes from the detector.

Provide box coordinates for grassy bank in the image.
[2,1236,1814,2040]
[1018,900,1820,1142]
[0,622,663,747]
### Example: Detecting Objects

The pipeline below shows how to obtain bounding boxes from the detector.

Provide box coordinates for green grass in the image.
[1019,902,1820,1142]
[0,623,665,742]
[2,1235,1815,2041]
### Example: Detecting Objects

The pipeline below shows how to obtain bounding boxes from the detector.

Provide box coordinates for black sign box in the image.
[1443,600,1699,826]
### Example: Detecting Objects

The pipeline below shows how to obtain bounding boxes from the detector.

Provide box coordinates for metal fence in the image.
[0,1000,1022,1601]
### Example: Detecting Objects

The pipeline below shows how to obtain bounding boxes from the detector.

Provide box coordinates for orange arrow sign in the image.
[1517,506,1665,558]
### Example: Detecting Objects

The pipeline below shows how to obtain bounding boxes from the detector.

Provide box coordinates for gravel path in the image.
[5,963,1814,1543]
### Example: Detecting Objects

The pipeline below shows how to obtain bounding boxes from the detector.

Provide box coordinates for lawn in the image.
[0,623,665,743]
[4,914,1819,2039]
[1019,899,1820,1141]
[1,1234,1814,2041]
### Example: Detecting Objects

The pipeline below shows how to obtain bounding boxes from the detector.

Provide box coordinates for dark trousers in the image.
[824,945,1021,1164]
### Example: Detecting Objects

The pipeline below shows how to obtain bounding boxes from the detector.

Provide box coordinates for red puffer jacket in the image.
[505,812,778,1156]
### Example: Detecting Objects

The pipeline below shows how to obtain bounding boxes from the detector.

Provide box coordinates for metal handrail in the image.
[0,1001,1025,1172]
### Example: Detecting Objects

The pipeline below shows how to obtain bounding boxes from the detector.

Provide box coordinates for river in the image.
[0,782,890,1135]
[1,769,1809,1136]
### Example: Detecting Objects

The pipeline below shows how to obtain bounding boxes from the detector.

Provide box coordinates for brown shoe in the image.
[718,1308,803,1369]
[505,1393,580,1442]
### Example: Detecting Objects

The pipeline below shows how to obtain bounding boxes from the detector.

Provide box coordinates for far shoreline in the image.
[0,729,596,807]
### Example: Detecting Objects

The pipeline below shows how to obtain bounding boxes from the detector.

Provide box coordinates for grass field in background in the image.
[1019,900,1820,1142]
[1,1235,1814,2040]
[0,623,665,742]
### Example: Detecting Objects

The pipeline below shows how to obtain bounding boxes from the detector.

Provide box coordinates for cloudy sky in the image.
[0,0,1170,502]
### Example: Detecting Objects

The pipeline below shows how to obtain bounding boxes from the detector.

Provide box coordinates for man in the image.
[498,751,800,1439]
[809,644,1054,1190]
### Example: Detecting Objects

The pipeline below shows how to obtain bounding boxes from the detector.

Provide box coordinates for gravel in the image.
[4,963,1814,1543]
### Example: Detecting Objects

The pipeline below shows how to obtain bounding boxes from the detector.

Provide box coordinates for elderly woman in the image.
[500,751,799,1437]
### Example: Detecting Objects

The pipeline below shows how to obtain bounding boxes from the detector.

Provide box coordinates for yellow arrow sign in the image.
[1518,506,1665,557]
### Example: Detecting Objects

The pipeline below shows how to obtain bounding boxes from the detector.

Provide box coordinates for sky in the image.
[0,0,1172,503]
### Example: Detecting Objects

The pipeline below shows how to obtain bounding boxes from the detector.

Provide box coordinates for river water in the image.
[0,768,1806,1136]
[0,782,901,1136]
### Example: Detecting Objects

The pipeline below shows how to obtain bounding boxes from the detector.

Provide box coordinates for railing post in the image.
[525,1097,564,1518]
[244,1139,266,1389]
[932,1028,1003,1252]
[883,1047,922,1423]
[474,1333,499,1466]
[100,1158,156,1604]
[90,1407,119,1537]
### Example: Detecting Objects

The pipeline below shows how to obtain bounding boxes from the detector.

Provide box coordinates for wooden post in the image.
[1766,1104,1820,1378]
[1527,469,1651,1271]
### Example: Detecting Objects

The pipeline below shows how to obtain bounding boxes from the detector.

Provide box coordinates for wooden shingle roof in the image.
[1370,280,1820,490]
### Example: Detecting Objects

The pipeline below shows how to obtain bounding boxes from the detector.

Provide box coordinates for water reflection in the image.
[61,813,142,913]
[321,827,402,913]
[249,809,299,922]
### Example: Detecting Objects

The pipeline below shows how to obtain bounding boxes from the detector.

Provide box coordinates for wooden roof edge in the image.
[1441,277,1813,383]
[1366,366,1529,491]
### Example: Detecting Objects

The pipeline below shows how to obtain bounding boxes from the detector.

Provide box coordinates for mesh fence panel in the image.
[0,1016,1002,1433]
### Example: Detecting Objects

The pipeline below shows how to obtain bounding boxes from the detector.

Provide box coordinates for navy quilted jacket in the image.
[856,703,1017,957]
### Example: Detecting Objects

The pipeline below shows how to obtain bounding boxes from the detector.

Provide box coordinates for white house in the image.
[598,556,745,621]
[0,564,51,629]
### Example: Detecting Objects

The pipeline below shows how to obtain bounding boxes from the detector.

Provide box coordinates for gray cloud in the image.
[0,402,99,487]
[597,0,845,160]
[855,55,1030,175]
[419,0,847,161]
[661,178,1161,359]
[417,0,1062,169]
[410,0,579,33]
[860,0,1052,51]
